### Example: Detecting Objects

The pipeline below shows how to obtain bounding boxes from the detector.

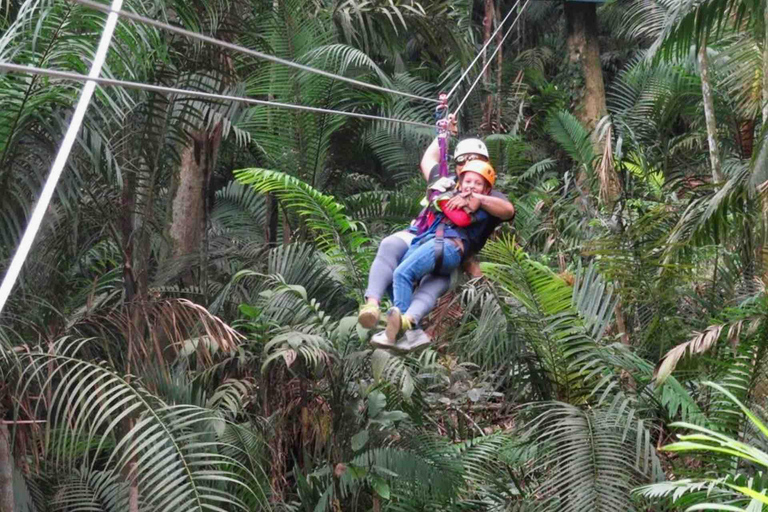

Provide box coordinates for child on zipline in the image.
[370,159,497,347]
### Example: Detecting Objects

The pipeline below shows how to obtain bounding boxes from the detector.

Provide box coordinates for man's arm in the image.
[474,193,515,220]
[419,137,441,181]
[444,192,515,221]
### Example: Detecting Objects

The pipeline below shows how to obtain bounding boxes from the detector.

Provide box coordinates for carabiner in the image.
[434,92,450,134]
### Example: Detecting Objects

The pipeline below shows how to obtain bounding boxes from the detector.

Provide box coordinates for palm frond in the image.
[547,111,595,173]
[235,168,372,295]
[526,401,662,512]
[16,343,270,511]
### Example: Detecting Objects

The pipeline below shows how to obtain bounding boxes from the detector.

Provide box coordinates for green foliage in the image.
[3,0,768,510]
[636,382,768,511]
[235,168,372,295]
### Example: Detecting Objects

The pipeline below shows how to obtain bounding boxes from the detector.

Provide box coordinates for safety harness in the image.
[408,94,462,275]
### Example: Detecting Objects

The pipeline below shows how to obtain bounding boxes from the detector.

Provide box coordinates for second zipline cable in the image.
[68,0,440,105]
[0,63,435,128]
[444,0,521,102]
[451,0,531,117]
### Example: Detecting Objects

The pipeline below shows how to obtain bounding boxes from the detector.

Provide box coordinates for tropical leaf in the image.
[235,168,372,294]
[655,324,725,384]
[15,342,269,512]
[526,401,662,512]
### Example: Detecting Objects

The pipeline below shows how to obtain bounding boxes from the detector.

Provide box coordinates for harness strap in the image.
[435,92,450,179]
[434,223,445,274]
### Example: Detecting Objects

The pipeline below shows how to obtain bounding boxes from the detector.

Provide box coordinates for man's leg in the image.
[392,273,451,352]
[360,231,413,328]
[406,273,451,325]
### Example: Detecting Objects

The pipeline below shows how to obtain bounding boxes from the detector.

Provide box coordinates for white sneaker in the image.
[370,330,396,349]
[395,329,431,353]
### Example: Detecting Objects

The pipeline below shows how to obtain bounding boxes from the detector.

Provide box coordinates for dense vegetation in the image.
[1,0,768,510]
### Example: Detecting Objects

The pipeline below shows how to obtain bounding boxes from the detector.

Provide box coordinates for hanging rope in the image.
[0,63,434,128]
[451,0,531,118]
[68,0,440,105]
[0,0,125,315]
[444,0,522,102]
[435,92,451,178]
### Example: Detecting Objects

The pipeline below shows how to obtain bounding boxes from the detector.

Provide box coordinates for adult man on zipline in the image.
[358,116,516,351]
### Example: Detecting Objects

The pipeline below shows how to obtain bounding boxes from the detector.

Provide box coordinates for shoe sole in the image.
[370,339,396,350]
[394,338,431,353]
[358,309,379,329]
[384,309,401,343]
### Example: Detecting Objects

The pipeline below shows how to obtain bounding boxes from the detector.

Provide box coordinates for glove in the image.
[429,176,456,194]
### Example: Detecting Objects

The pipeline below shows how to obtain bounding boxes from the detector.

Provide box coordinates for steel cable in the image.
[0,0,125,314]
[443,0,521,102]
[0,63,435,128]
[451,0,531,118]
[68,0,440,104]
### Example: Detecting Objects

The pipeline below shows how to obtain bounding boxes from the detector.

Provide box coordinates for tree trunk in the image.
[699,44,724,183]
[0,424,13,512]
[564,1,607,130]
[738,120,755,158]
[170,123,224,266]
[761,0,768,284]
[121,157,137,304]
[614,300,630,345]
[763,0,768,126]
[128,460,139,512]
[265,194,279,247]
[495,1,503,133]
[482,0,494,132]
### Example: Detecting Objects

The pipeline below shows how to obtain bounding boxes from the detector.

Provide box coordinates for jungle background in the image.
[1,0,768,510]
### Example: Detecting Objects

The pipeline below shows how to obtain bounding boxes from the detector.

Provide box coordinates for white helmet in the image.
[454,138,489,160]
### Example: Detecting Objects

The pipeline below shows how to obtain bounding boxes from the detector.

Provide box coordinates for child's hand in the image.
[463,257,483,278]
[444,192,470,211]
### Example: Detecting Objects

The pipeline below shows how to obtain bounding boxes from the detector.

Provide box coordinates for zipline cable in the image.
[451,0,530,118]
[443,0,521,102]
[0,63,434,128]
[0,0,125,315]
[67,0,440,105]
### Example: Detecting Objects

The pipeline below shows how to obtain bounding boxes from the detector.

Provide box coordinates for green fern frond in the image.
[235,168,372,295]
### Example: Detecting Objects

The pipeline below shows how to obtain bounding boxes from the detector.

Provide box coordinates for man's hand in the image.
[447,113,458,136]
[463,257,483,278]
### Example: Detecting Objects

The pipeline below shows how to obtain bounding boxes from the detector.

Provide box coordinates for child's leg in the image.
[364,232,412,302]
[392,240,461,314]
